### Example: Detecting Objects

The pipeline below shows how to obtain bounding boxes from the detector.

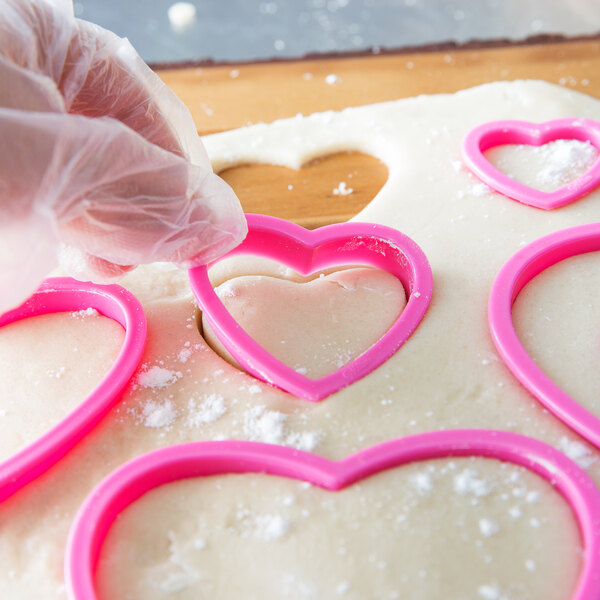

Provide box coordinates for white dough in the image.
[202,267,407,379]
[0,312,124,462]
[97,460,580,600]
[1,80,600,599]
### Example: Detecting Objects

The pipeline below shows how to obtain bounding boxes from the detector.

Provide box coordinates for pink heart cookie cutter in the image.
[462,118,600,209]
[65,430,600,600]
[0,277,146,502]
[188,214,433,401]
[489,223,600,449]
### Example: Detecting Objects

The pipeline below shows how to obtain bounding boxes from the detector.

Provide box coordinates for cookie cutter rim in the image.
[65,430,600,600]
[0,277,147,502]
[489,223,600,449]
[188,213,433,401]
[461,118,600,209]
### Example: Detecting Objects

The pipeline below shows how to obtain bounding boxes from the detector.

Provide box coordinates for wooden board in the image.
[158,39,600,225]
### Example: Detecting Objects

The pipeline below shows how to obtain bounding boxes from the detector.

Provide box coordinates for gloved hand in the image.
[0,0,247,312]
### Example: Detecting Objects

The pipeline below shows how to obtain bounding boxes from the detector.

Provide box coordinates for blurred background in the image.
[75,0,600,65]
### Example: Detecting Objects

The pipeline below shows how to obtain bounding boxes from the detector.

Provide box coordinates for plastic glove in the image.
[0,0,247,312]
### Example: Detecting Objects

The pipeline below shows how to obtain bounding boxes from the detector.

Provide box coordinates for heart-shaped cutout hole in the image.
[202,267,407,380]
[189,214,432,401]
[66,431,600,600]
[489,223,600,449]
[0,277,146,501]
[462,118,600,209]
[218,151,388,229]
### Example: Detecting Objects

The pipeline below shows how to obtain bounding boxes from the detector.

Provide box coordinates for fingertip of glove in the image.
[58,245,134,284]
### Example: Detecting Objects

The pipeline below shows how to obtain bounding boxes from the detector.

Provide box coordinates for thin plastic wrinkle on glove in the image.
[0,56,65,113]
[0,109,246,309]
[62,19,208,164]
[0,0,246,313]
[0,1,203,163]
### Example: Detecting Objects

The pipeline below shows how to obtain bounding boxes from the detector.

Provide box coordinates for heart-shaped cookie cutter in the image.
[489,223,600,449]
[0,277,146,501]
[189,214,433,401]
[65,430,600,600]
[462,118,600,209]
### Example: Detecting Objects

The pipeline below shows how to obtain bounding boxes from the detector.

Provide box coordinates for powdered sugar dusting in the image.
[534,140,597,188]
[142,399,178,429]
[479,518,500,537]
[490,139,598,192]
[46,366,66,379]
[187,394,227,427]
[234,506,291,541]
[285,431,321,452]
[137,366,182,390]
[332,181,353,195]
[217,281,239,298]
[336,581,351,595]
[242,405,321,451]
[410,472,434,495]
[243,405,286,445]
[478,584,503,600]
[71,307,99,318]
[558,436,596,469]
[453,468,492,497]
[177,348,193,364]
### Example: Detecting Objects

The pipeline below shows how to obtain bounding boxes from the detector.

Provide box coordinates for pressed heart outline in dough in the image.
[489,223,600,450]
[219,151,388,229]
[188,214,433,401]
[202,268,408,381]
[461,118,600,209]
[65,430,600,600]
[0,277,146,502]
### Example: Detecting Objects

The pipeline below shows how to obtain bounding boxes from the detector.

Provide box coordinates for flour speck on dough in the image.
[137,366,182,390]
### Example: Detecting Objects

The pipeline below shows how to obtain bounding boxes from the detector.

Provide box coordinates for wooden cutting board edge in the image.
[157,38,600,225]
[158,38,600,136]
